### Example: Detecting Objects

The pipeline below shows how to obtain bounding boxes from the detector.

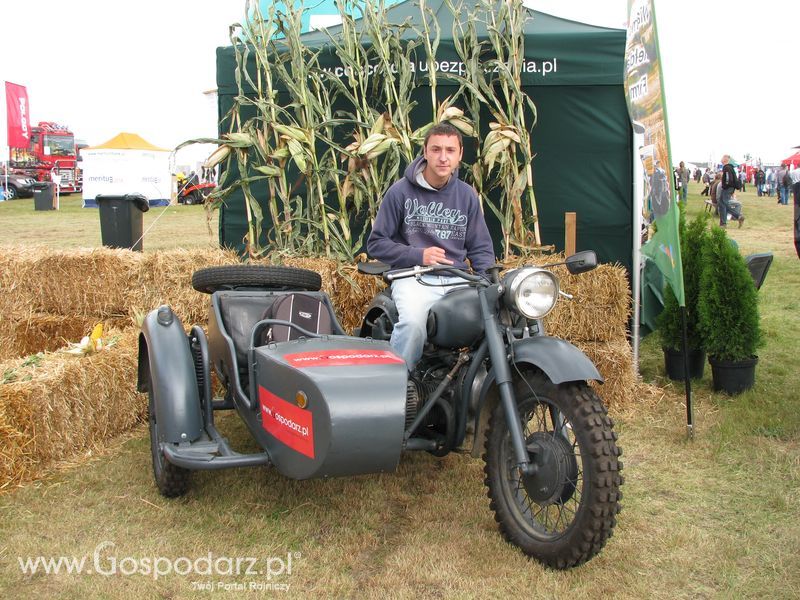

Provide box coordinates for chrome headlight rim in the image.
[503,267,560,319]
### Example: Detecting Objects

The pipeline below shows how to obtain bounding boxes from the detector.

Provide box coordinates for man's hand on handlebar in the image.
[422,246,454,266]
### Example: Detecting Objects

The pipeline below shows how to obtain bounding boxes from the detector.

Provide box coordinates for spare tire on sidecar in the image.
[191,265,322,294]
[138,265,409,496]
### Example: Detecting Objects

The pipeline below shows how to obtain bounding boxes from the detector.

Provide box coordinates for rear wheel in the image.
[192,265,322,294]
[6,185,18,200]
[484,372,622,569]
[185,190,202,205]
[148,377,191,497]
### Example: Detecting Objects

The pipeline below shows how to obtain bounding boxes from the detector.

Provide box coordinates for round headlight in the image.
[504,268,559,319]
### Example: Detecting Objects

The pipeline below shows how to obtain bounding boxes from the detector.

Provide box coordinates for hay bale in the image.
[0,313,131,362]
[573,339,642,407]
[0,328,145,489]
[276,254,632,340]
[126,248,239,327]
[502,255,631,343]
[0,245,142,319]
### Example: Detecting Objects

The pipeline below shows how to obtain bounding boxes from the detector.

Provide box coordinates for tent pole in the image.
[631,132,644,372]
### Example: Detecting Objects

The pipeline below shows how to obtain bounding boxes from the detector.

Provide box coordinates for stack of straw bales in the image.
[0,245,639,489]
[0,328,140,489]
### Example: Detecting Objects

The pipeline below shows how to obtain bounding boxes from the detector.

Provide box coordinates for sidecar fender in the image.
[137,306,204,444]
[470,336,602,458]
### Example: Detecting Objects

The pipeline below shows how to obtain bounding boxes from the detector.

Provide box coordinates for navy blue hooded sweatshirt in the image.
[367,156,495,272]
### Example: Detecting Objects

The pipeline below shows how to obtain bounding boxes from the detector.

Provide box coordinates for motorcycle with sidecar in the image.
[138,250,623,569]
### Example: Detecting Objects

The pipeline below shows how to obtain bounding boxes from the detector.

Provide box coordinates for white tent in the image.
[80,132,172,207]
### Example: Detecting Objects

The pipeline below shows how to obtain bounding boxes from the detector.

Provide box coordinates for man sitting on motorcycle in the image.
[367,122,496,369]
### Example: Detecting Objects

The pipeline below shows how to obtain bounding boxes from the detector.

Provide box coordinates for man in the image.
[754,168,761,196]
[677,161,689,202]
[766,168,775,197]
[701,168,712,196]
[720,154,744,227]
[367,122,495,369]
[777,164,789,205]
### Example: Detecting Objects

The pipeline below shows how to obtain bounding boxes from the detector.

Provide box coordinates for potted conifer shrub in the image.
[658,210,709,380]
[697,226,762,394]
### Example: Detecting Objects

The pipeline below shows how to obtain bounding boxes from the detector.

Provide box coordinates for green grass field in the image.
[0,184,798,598]
[0,193,219,251]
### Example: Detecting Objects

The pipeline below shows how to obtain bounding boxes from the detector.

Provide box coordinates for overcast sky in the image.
[2,0,798,165]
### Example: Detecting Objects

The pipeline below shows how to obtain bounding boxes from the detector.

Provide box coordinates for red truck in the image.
[9,121,81,194]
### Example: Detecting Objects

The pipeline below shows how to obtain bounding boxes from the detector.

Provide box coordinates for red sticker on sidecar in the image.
[259,387,314,459]
[284,349,404,368]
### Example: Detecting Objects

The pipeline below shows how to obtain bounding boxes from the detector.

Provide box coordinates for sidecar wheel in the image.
[148,378,191,497]
[191,265,322,294]
[484,373,623,569]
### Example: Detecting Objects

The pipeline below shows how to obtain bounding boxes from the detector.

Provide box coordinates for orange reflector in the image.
[295,391,308,409]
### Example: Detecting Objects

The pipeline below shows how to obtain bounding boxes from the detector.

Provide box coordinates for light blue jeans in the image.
[390,274,465,369]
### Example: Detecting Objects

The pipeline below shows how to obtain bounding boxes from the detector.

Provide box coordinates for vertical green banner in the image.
[625,0,685,306]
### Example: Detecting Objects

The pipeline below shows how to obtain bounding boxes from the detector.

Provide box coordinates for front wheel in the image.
[484,373,622,569]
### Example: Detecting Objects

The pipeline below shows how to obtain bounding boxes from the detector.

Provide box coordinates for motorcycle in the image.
[138,250,622,569]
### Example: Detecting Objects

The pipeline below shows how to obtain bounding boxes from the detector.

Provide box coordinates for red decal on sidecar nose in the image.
[259,387,315,459]
[284,349,404,367]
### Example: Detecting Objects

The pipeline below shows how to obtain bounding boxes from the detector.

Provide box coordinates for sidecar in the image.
[137,265,410,497]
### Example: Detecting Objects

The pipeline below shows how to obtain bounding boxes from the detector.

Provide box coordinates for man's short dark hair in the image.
[424,122,462,149]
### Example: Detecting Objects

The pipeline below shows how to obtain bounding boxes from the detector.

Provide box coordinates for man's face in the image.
[423,134,463,186]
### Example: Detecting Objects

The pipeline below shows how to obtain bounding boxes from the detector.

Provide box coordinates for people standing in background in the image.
[738,167,746,192]
[720,154,744,227]
[701,168,712,196]
[755,168,765,197]
[777,164,790,205]
[709,172,722,212]
[677,161,689,202]
[766,168,775,197]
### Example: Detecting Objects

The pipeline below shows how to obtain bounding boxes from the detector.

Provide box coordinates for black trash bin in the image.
[33,182,55,211]
[96,194,150,252]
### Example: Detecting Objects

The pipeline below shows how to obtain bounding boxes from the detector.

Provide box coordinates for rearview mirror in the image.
[565,250,597,274]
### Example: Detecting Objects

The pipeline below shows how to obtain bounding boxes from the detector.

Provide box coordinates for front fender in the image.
[469,336,602,458]
[138,306,204,444]
[508,336,603,384]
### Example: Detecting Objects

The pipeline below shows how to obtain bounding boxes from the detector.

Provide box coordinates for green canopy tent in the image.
[215,1,633,271]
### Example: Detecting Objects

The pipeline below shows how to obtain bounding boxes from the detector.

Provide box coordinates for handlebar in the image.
[385,264,487,284]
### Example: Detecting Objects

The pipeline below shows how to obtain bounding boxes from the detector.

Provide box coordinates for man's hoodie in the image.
[367,157,495,272]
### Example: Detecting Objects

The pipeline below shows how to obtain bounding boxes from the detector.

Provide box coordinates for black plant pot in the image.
[708,355,758,395]
[663,347,706,381]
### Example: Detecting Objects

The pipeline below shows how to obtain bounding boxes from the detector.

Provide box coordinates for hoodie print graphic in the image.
[403,197,468,242]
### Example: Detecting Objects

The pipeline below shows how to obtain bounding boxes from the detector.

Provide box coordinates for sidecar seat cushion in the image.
[218,294,281,366]
[261,293,334,343]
